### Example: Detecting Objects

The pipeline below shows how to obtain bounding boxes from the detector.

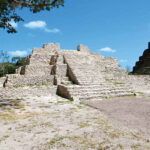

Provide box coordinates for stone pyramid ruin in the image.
[133,42,150,74]
[1,43,150,100]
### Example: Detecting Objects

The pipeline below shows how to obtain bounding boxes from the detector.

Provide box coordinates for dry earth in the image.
[84,96,150,137]
[0,87,150,150]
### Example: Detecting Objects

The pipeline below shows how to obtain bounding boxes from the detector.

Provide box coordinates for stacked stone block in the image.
[133,42,150,74]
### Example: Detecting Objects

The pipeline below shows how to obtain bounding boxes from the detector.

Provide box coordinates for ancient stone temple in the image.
[133,42,150,74]
[2,43,134,100]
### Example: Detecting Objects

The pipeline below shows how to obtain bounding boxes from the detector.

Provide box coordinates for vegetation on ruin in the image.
[0,0,64,33]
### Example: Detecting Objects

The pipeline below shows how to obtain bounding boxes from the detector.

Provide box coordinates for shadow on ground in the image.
[0,99,23,110]
[84,97,150,136]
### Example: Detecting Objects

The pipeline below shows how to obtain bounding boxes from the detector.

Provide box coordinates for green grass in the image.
[105,78,112,82]
[57,100,72,105]
[136,92,144,96]
[78,122,90,128]
[113,81,124,85]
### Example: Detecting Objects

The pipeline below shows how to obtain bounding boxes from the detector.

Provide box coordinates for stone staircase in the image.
[57,83,133,101]
[57,50,134,100]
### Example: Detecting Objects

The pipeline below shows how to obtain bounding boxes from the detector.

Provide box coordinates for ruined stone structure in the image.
[0,43,137,101]
[133,42,150,74]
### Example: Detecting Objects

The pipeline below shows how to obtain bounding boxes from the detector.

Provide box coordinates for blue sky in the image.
[1,0,150,70]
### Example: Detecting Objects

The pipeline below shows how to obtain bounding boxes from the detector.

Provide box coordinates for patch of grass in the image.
[0,112,18,120]
[13,84,22,88]
[146,139,150,143]
[70,107,78,112]
[129,132,142,141]
[76,104,84,109]
[131,144,141,149]
[76,116,81,119]
[105,78,112,82]
[42,83,53,86]
[35,131,45,135]
[69,98,74,102]
[0,100,25,110]
[44,135,66,148]
[39,105,51,108]
[0,135,9,143]
[136,92,144,96]
[35,84,41,88]
[94,118,107,126]
[108,131,120,139]
[78,122,90,128]
[45,135,96,149]
[53,115,60,119]
[11,101,24,109]
[113,81,124,85]
[57,100,71,105]
[40,122,53,127]
[116,144,123,149]
[0,111,49,121]
[36,83,53,87]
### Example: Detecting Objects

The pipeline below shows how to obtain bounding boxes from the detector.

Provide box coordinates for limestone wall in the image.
[5,74,54,87]
[23,65,53,76]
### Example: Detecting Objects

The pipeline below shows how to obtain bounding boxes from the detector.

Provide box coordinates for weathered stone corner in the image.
[77,44,90,54]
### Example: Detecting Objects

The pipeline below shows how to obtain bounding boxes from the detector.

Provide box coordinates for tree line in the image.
[0,50,25,77]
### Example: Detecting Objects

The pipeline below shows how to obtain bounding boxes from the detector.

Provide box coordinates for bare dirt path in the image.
[84,97,150,136]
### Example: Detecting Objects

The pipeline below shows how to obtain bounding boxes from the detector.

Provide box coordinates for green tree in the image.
[12,57,25,66]
[0,50,9,76]
[0,0,64,33]
[0,51,26,77]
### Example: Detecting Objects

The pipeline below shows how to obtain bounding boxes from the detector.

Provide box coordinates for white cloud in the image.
[44,28,60,33]
[8,50,28,57]
[99,47,116,53]
[24,21,46,29]
[9,20,18,28]
[120,59,128,63]
[24,20,60,33]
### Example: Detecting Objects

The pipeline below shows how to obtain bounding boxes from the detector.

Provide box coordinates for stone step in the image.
[80,82,128,86]
[68,87,131,93]
[75,72,101,75]
[78,92,134,100]
[70,89,132,97]
[66,84,129,90]
[62,77,69,81]
[61,80,73,85]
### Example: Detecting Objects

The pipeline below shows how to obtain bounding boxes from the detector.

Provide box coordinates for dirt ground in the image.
[0,87,150,149]
[84,96,150,136]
